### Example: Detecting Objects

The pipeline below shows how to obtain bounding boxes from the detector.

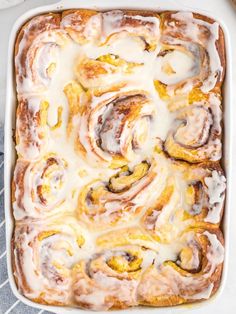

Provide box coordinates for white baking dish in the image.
[4,0,233,313]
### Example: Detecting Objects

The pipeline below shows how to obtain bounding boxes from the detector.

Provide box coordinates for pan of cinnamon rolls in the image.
[11,7,226,312]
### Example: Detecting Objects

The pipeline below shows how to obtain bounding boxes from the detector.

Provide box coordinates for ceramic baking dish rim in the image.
[4,0,233,313]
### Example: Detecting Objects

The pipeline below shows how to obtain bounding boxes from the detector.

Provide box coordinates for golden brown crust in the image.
[216,26,226,84]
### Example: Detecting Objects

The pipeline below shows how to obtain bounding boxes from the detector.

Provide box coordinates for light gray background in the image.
[0,1,236,313]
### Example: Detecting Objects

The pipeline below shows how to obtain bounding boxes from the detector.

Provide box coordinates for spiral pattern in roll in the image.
[164,95,222,163]
[13,154,68,219]
[13,216,92,305]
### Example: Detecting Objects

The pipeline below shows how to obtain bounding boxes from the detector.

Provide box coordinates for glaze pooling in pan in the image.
[12,9,226,310]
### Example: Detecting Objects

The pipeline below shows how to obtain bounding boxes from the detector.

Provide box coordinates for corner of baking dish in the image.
[4,0,233,313]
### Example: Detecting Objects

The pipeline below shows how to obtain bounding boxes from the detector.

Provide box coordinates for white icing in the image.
[204,231,224,267]
[170,12,223,92]
[14,217,95,303]
[204,170,226,223]
[45,41,81,126]
[155,49,198,85]
[174,106,213,147]
[189,283,214,299]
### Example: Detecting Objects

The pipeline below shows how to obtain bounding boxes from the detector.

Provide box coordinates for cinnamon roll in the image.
[65,88,156,167]
[164,94,222,163]
[72,246,144,310]
[77,160,159,229]
[15,13,70,94]
[12,216,93,305]
[12,154,68,219]
[154,11,225,95]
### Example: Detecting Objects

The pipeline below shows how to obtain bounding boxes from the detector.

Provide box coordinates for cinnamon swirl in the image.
[13,216,93,305]
[155,12,225,95]
[12,154,69,219]
[164,94,222,163]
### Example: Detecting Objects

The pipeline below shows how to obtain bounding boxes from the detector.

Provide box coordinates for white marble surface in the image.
[0,0,236,313]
